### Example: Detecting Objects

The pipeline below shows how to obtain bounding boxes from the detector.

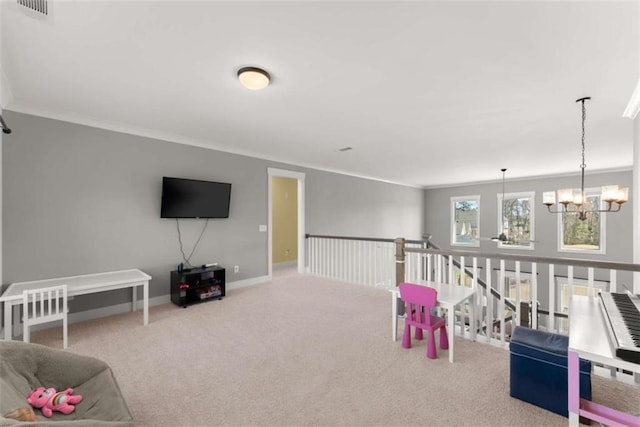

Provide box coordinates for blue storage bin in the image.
[509,326,592,417]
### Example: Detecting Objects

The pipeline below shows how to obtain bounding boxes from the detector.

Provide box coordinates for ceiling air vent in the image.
[17,0,48,16]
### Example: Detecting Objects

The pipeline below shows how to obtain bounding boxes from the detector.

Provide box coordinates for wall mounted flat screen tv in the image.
[161,177,231,218]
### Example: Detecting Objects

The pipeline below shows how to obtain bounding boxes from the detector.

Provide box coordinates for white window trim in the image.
[450,195,480,247]
[497,191,535,250]
[557,187,606,255]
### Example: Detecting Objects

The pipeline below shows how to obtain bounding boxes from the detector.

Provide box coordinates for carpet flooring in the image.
[29,272,639,426]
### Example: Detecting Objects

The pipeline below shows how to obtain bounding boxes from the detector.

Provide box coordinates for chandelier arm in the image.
[575,202,624,214]
[545,205,577,214]
[545,206,566,214]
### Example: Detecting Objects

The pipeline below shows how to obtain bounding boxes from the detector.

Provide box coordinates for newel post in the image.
[395,237,406,315]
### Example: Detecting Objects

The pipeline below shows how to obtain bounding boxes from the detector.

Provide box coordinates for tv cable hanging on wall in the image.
[176,218,209,268]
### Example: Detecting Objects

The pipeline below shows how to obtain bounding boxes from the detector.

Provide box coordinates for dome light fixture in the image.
[237,66,270,90]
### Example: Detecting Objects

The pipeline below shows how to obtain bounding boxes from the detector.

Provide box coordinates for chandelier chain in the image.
[580,99,586,170]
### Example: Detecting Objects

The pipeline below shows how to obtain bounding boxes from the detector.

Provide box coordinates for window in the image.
[558,189,605,254]
[451,196,480,247]
[497,192,534,249]
[555,276,608,334]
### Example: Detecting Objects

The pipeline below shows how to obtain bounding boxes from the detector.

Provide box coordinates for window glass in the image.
[451,196,480,247]
[559,191,605,254]
[498,192,534,249]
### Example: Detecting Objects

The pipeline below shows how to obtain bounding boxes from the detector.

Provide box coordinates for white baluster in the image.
[515,261,521,327]
[486,258,492,343]
[610,270,617,293]
[549,264,555,332]
[531,263,538,330]
[499,259,506,345]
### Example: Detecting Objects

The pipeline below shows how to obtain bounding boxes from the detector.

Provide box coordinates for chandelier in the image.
[543,97,628,221]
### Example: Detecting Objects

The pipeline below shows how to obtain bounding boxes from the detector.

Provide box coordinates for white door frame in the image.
[267,168,306,278]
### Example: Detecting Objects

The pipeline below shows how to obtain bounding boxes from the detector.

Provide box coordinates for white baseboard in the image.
[68,294,171,325]
[273,261,297,269]
[226,275,270,290]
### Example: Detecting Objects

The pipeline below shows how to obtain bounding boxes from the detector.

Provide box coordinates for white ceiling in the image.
[2,1,638,187]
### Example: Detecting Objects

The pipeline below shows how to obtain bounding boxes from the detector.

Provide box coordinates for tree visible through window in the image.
[498,192,534,249]
[559,191,605,253]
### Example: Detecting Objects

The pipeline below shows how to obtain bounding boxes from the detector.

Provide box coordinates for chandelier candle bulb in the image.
[615,187,629,203]
[543,191,556,206]
[572,191,585,206]
[601,186,619,203]
[558,189,574,205]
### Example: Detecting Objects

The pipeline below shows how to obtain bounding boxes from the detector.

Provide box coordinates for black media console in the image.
[170,265,225,308]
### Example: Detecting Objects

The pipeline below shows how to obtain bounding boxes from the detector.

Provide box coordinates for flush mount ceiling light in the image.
[237,67,270,90]
[543,97,628,221]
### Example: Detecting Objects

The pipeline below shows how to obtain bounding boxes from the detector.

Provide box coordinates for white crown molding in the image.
[6,104,423,189]
[422,166,634,190]
[623,79,640,120]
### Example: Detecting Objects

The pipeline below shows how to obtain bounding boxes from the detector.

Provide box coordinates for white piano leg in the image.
[568,351,580,427]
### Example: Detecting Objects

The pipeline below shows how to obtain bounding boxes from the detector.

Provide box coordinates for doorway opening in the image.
[267,168,305,279]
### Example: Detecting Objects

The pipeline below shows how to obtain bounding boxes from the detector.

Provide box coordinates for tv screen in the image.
[161,177,231,219]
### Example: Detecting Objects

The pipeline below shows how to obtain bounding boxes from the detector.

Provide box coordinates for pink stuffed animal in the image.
[27,387,83,417]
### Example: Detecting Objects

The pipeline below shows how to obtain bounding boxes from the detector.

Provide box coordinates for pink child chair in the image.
[398,282,448,359]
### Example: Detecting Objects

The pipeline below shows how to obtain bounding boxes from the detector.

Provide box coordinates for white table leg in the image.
[448,304,455,363]
[3,302,12,340]
[143,281,149,326]
[12,306,20,338]
[391,291,397,342]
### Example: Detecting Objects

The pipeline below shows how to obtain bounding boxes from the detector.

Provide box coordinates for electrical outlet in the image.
[285,249,290,256]
[234,265,239,274]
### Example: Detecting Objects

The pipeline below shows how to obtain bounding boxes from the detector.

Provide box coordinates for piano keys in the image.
[598,292,640,364]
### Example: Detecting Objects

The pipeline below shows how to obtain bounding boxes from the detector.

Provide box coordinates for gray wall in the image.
[424,171,633,262]
[306,169,423,240]
[2,111,424,312]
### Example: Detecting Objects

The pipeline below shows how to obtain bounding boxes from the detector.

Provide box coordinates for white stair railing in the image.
[306,235,396,289]
[306,234,640,346]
